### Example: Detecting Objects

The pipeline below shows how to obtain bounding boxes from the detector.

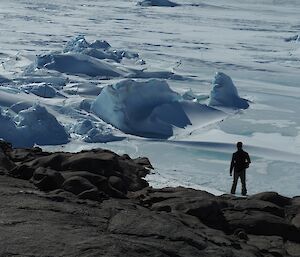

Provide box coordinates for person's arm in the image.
[230,154,234,176]
[246,153,251,164]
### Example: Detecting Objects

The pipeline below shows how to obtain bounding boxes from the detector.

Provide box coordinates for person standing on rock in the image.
[230,142,251,196]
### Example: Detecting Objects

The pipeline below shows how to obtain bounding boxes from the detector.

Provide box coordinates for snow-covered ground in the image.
[0,0,299,196]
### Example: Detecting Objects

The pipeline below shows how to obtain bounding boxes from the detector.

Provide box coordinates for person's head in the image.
[237,142,243,150]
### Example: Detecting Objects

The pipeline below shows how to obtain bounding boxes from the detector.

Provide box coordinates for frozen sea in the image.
[0,0,299,196]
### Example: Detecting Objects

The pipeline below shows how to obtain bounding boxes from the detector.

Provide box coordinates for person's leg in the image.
[231,171,239,194]
[240,170,247,195]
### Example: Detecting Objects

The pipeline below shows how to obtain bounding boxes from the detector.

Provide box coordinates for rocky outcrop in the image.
[0,140,299,257]
[2,140,151,201]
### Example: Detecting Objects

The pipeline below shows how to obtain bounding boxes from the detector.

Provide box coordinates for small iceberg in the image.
[209,72,249,109]
[0,75,10,84]
[30,83,57,98]
[137,0,179,7]
[0,104,69,147]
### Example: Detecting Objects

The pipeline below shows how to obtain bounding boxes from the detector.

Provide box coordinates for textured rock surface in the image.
[0,140,299,257]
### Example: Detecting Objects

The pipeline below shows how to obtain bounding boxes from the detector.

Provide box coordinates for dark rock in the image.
[285,241,300,256]
[62,171,107,188]
[61,151,119,176]
[78,188,107,201]
[9,164,35,180]
[133,157,153,169]
[62,176,97,195]
[117,159,150,191]
[247,235,285,256]
[250,192,291,207]
[0,149,16,173]
[234,229,248,240]
[108,175,127,195]
[32,167,65,191]
[108,210,207,251]
[226,198,285,217]
[291,213,300,229]
[0,140,12,153]
[8,147,46,162]
[223,209,300,242]
[27,153,72,171]
[0,141,299,257]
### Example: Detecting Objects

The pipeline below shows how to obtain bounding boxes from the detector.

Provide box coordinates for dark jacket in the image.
[230,149,251,173]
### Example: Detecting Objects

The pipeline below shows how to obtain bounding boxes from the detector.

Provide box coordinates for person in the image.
[230,142,251,196]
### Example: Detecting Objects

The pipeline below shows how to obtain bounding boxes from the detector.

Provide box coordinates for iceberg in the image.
[209,72,249,109]
[63,35,137,63]
[73,119,94,135]
[83,128,123,143]
[63,35,111,53]
[92,79,193,138]
[0,105,69,147]
[0,75,10,84]
[30,83,57,98]
[137,0,179,7]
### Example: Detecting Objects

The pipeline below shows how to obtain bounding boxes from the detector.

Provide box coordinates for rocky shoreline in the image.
[0,140,299,257]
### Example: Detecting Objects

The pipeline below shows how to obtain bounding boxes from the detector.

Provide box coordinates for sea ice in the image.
[137,0,179,7]
[127,70,183,80]
[209,72,249,109]
[35,53,125,77]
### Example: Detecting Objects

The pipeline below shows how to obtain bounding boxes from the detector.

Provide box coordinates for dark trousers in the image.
[231,170,247,195]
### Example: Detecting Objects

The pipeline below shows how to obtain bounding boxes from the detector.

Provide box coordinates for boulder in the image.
[9,164,35,180]
[78,188,107,201]
[61,151,119,176]
[62,176,97,195]
[223,209,300,242]
[32,167,65,191]
[250,192,291,207]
